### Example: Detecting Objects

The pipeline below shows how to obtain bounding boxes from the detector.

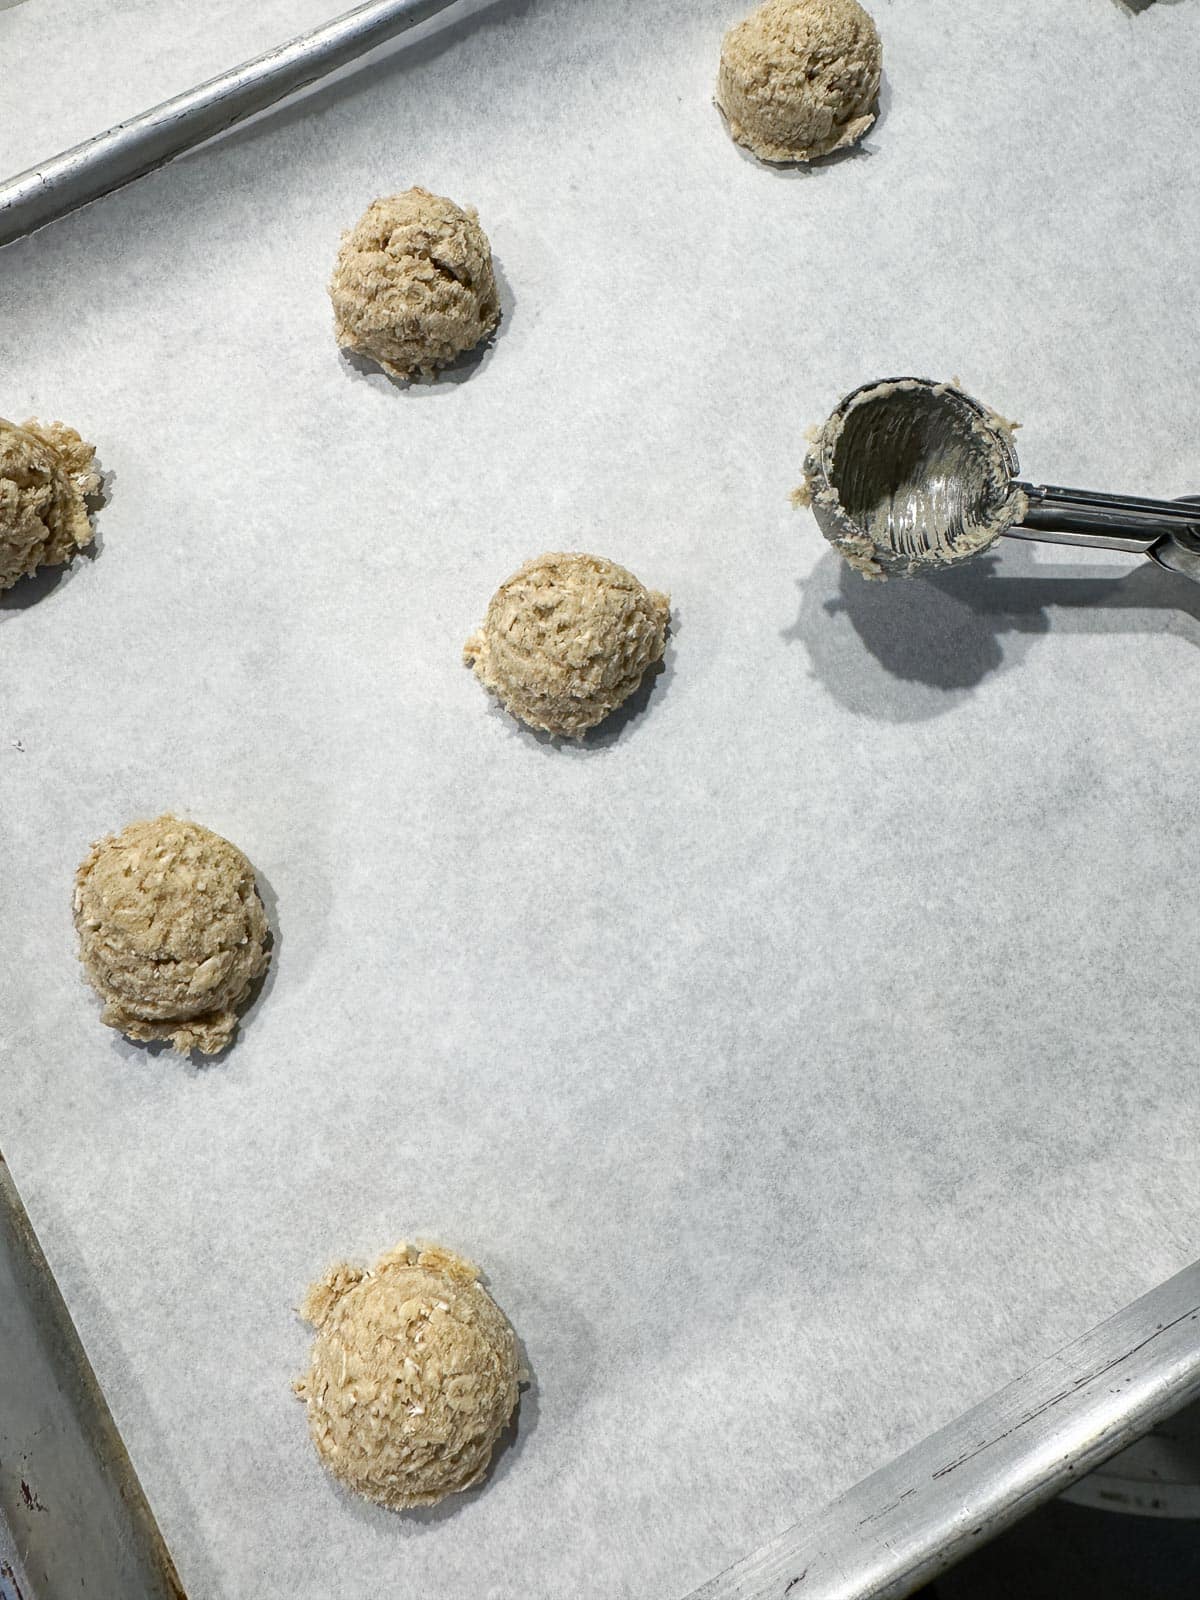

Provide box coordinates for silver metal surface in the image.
[1012,482,1200,563]
[1147,536,1200,584]
[1006,489,1200,580]
[805,377,1028,578]
[1060,1395,1200,1519]
[0,1153,186,1600]
[684,1258,1200,1600]
[1,1508,35,1600]
[1002,524,1163,555]
[0,0,461,247]
[1006,516,1200,580]
[1146,497,1200,583]
[810,377,1200,582]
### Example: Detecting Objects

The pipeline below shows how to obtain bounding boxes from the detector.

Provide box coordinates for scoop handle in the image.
[1009,481,1200,551]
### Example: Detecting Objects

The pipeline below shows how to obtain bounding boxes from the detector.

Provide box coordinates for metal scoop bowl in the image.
[803,378,1200,583]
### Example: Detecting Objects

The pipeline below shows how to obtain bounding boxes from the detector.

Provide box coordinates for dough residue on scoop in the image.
[295,1242,522,1511]
[73,814,270,1055]
[463,551,670,738]
[329,187,500,380]
[716,0,882,164]
[0,417,99,593]
[801,378,1028,579]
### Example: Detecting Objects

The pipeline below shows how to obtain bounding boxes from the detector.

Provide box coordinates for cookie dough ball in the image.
[73,815,270,1055]
[329,188,500,379]
[295,1243,522,1510]
[0,417,99,593]
[464,552,670,738]
[716,0,882,163]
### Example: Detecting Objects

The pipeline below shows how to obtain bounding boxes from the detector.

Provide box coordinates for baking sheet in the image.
[2,1,1199,1596]
[0,1151,185,1600]
[0,1518,33,1600]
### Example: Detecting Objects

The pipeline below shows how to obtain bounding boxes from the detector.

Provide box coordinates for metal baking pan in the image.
[5,1,1200,1596]
[689,1257,1200,1598]
[0,1152,185,1600]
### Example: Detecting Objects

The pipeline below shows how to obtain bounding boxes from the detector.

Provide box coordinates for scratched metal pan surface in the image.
[0,1154,186,1600]
[2,0,1200,1598]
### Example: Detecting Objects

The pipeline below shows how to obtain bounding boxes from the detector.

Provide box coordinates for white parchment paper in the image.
[2,2,1199,1596]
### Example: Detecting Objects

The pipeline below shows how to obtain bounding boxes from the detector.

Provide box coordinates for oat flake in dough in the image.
[329,187,500,379]
[0,417,99,593]
[73,814,270,1056]
[716,0,882,164]
[295,1243,522,1510]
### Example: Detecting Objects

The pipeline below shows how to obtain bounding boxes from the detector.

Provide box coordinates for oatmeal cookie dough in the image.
[464,552,670,738]
[329,187,500,379]
[716,0,882,164]
[73,814,270,1055]
[295,1243,522,1510]
[0,417,99,593]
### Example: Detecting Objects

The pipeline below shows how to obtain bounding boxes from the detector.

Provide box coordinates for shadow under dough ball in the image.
[0,416,98,592]
[716,0,882,163]
[463,552,671,738]
[73,814,270,1055]
[329,187,500,379]
[295,1243,522,1510]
